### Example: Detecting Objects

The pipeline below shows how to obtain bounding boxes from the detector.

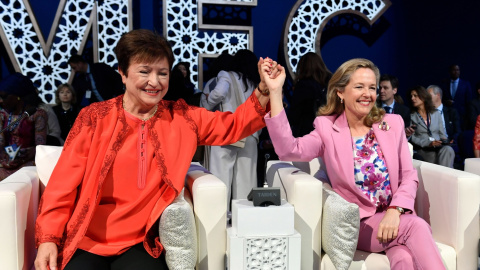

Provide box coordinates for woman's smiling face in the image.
[120,57,170,108]
[337,67,377,121]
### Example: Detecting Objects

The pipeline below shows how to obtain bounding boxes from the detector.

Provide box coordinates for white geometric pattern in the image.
[164,0,256,89]
[96,0,131,65]
[283,0,391,77]
[0,0,130,103]
[246,237,288,269]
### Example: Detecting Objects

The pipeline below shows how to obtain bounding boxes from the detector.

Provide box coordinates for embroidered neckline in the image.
[122,99,158,121]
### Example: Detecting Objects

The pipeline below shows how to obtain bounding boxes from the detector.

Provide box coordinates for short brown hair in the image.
[114,29,174,76]
[55,83,77,105]
[318,58,384,127]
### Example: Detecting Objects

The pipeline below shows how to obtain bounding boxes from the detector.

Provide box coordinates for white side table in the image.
[226,199,301,270]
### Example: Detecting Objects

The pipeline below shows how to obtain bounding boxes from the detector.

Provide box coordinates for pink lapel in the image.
[331,113,356,190]
[372,117,399,192]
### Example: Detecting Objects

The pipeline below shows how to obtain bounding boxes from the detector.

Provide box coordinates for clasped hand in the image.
[257,57,285,95]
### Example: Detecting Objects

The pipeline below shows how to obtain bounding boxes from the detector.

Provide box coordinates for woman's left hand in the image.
[377,208,401,243]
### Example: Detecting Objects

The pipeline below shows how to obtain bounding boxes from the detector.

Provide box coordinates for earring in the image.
[340,98,343,104]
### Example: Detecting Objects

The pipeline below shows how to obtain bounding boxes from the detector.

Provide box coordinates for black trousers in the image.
[64,243,168,270]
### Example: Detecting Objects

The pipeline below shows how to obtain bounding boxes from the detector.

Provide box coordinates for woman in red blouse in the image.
[34,29,275,270]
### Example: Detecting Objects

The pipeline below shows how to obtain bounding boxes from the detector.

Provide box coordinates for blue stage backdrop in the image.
[0,0,479,104]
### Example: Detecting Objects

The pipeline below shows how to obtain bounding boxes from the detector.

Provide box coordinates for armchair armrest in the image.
[413,159,480,270]
[186,163,227,270]
[266,160,323,270]
[0,166,39,270]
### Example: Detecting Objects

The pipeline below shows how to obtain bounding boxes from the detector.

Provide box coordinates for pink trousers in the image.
[357,212,446,270]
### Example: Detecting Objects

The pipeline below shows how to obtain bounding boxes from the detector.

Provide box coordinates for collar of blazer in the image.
[331,112,399,191]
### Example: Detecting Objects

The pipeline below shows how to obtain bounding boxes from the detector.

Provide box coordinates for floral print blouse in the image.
[353,129,392,212]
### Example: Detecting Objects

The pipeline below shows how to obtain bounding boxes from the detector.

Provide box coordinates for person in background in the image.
[473,115,480,158]
[442,64,472,128]
[288,52,331,137]
[427,85,461,144]
[200,52,234,111]
[263,57,445,269]
[0,73,48,180]
[466,81,480,130]
[68,54,124,107]
[53,83,80,141]
[162,67,192,102]
[205,49,264,211]
[34,29,271,270]
[377,74,411,130]
[36,97,63,146]
[198,52,234,166]
[408,85,455,168]
[173,62,198,95]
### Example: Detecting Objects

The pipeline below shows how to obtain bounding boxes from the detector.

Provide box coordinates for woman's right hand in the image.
[35,242,58,270]
[429,140,442,148]
[260,59,285,117]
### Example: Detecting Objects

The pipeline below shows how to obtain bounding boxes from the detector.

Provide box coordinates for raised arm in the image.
[261,59,323,162]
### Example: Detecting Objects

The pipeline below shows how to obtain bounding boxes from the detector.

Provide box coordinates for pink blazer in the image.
[265,110,418,219]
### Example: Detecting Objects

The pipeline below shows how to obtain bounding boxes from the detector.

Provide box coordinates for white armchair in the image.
[463,157,480,252]
[267,158,480,270]
[0,145,227,270]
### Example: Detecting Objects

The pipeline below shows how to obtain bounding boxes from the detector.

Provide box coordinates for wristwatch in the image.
[388,206,405,214]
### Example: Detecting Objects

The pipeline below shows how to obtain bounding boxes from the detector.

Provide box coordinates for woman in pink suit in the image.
[262,58,445,269]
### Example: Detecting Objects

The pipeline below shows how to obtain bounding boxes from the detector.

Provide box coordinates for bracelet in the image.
[257,84,270,96]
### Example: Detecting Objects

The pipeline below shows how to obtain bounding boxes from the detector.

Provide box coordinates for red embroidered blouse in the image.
[35,94,267,269]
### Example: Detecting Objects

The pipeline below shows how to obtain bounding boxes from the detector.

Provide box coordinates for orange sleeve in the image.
[190,92,268,146]
[35,107,94,247]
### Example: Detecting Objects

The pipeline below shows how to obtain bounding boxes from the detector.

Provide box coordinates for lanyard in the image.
[417,112,433,137]
[6,113,22,132]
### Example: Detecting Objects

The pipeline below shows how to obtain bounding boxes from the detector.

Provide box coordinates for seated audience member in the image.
[0,73,47,180]
[466,81,480,130]
[377,74,418,141]
[34,29,270,270]
[263,58,445,269]
[377,74,410,127]
[37,97,63,146]
[288,52,331,137]
[68,54,124,107]
[53,83,80,141]
[408,85,455,168]
[427,85,461,143]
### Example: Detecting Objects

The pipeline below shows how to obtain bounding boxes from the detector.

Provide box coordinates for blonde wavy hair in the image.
[318,58,384,127]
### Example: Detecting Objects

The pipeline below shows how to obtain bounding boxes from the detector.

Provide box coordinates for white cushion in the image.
[322,183,360,270]
[35,145,62,186]
[159,188,197,270]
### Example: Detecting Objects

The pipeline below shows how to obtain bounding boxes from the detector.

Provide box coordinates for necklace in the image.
[122,99,158,121]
